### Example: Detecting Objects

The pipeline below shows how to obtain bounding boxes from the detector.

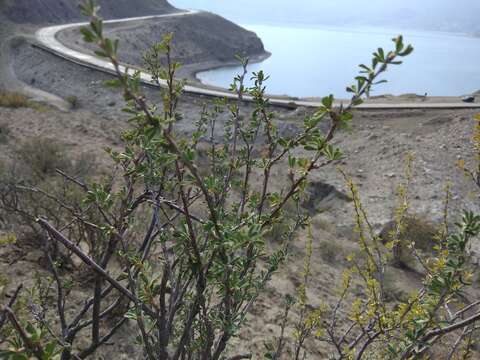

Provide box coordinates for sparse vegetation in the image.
[3,1,480,360]
[318,239,343,264]
[16,137,71,179]
[0,136,97,251]
[0,91,28,108]
[380,214,439,271]
[65,95,79,109]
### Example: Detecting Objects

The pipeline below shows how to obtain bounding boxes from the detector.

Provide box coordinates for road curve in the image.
[35,11,480,110]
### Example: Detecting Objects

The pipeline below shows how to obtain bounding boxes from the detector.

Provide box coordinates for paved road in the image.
[35,11,480,110]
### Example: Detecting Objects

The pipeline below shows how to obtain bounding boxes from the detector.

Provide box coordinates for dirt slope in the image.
[4,43,480,357]
[2,0,176,24]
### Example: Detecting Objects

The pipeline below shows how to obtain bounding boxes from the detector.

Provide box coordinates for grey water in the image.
[172,1,480,98]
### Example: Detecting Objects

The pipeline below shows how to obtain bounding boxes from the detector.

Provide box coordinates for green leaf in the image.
[323,144,343,161]
[346,85,357,94]
[94,50,108,58]
[321,94,334,109]
[288,155,296,168]
[394,35,404,53]
[103,79,122,88]
[80,27,96,43]
[90,18,103,37]
[352,98,364,106]
[400,44,414,57]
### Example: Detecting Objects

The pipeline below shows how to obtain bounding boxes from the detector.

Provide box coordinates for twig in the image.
[56,169,89,191]
[227,355,252,360]
[1,306,45,358]
[37,218,156,318]
[0,284,23,330]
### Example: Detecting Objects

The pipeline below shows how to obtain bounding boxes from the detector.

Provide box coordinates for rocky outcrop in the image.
[302,181,352,215]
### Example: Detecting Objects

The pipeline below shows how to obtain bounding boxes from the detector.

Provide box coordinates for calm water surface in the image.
[197,24,480,98]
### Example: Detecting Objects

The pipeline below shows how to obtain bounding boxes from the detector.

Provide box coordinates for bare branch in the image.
[0,284,23,331]
[37,218,156,318]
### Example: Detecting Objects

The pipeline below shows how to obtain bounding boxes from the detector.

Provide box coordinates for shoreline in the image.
[178,50,271,83]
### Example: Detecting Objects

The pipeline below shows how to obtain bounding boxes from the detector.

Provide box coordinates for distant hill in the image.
[3,0,176,24]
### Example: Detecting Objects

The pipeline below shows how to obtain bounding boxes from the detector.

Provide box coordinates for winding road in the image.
[35,10,480,110]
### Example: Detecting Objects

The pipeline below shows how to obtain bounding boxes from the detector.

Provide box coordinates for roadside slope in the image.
[57,11,266,76]
[2,0,176,24]
[0,0,266,107]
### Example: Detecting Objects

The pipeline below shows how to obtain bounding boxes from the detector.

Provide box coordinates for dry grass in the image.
[318,239,343,264]
[16,137,71,178]
[380,215,439,271]
[66,95,79,109]
[0,91,29,108]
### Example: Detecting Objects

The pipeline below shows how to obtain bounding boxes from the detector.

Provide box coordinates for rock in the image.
[302,181,352,215]
[25,250,43,263]
[462,95,475,103]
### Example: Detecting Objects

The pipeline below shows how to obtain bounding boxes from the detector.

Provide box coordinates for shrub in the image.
[17,9,476,360]
[380,215,439,271]
[65,95,79,109]
[16,137,71,179]
[0,137,97,252]
[318,239,343,264]
[0,91,28,108]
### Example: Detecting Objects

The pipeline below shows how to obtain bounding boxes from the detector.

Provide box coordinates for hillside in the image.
[57,11,267,77]
[1,0,266,91]
[2,0,176,24]
[2,1,480,358]
[1,42,479,355]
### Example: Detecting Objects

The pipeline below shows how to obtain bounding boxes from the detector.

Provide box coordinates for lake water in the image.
[196,24,480,98]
